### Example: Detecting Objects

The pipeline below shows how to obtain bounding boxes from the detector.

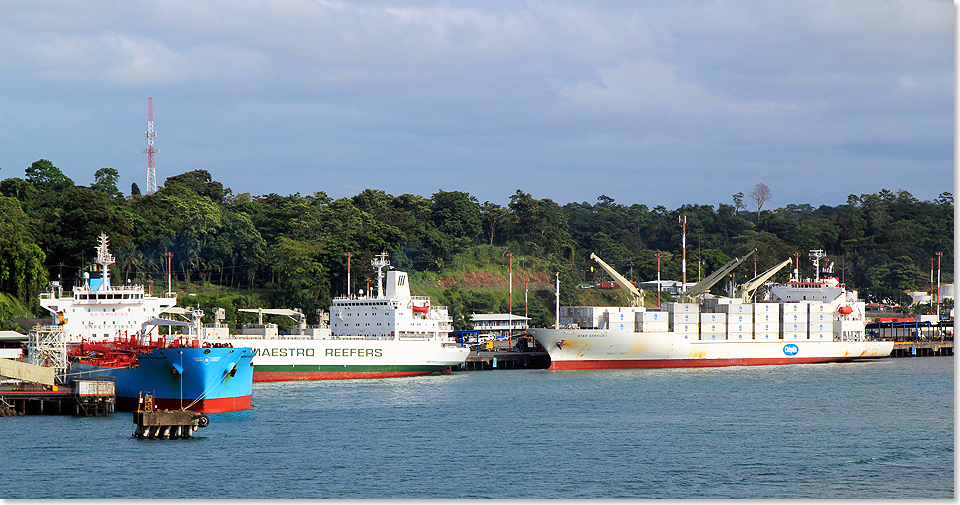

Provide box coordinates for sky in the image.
[0,0,953,210]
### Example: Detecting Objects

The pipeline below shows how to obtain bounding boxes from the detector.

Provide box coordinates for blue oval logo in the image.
[783,344,799,356]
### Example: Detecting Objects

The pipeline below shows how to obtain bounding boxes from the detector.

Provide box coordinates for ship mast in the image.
[371,253,390,299]
[95,233,115,290]
[809,250,826,281]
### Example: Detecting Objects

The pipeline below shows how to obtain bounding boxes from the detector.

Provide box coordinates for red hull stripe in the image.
[116,395,253,413]
[253,370,447,382]
[548,356,886,370]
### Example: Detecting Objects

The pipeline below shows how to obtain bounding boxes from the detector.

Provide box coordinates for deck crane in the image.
[239,308,306,326]
[734,257,793,302]
[677,249,756,303]
[589,252,645,307]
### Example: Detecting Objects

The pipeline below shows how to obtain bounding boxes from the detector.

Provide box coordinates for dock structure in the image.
[133,393,209,438]
[0,379,115,416]
[454,350,550,371]
[891,340,954,358]
[0,357,116,416]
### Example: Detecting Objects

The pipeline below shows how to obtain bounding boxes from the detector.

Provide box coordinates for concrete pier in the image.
[891,340,954,358]
[453,351,551,371]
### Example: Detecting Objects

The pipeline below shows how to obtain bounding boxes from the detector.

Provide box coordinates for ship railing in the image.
[397,332,432,340]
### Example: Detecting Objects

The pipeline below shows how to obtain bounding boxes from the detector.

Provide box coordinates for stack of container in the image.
[700,311,726,340]
[808,302,834,340]
[781,302,810,340]
[754,303,779,340]
[636,311,669,332]
[716,303,753,340]
[666,302,699,336]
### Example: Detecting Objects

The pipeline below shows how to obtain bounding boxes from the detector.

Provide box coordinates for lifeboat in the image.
[411,305,429,314]
[838,305,854,315]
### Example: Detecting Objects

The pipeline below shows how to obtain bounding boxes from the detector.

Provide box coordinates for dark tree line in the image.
[0,159,953,326]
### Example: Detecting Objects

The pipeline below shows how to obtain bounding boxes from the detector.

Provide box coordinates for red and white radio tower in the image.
[144,97,158,194]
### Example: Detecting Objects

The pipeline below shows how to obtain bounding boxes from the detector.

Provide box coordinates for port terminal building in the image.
[470,313,531,339]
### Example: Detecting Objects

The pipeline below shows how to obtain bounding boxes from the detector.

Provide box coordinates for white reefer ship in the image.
[205,254,470,381]
[531,250,893,370]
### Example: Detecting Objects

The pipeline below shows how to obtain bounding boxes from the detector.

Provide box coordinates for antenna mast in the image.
[144,97,158,194]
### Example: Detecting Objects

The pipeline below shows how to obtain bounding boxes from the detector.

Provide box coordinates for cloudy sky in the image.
[0,0,953,210]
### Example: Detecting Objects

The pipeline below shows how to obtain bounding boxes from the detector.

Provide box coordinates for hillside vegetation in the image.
[0,160,952,330]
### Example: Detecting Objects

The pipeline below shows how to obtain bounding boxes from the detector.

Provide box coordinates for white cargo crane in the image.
[238,308,306,325]
[677,249,756,303]
[589,252,645,307]
[734,257,793,302]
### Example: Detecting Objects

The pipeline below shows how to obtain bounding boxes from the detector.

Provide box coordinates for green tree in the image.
[91,167,123,199]
[0,197,46,306]
[25,159,74,193]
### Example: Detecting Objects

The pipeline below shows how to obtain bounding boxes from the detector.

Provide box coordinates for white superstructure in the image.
[38,233,177,343]
[207,253,470,381]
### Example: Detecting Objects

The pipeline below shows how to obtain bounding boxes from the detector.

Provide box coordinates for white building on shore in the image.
[470,313,531,339]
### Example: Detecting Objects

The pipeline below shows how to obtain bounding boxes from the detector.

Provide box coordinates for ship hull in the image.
[69,347,255,413]
[211,337,471,382]
[531,328,894,370]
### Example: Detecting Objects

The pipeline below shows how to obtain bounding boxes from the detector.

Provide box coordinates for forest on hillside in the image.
[0,159,953,329]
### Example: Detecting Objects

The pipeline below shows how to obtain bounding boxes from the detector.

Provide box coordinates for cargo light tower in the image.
[144,97,158,195]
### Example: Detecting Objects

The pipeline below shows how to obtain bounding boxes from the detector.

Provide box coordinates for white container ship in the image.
[531,250,894,370]
[203,254,471,381]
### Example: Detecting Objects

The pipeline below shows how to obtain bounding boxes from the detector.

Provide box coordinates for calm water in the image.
[2,357,953,499]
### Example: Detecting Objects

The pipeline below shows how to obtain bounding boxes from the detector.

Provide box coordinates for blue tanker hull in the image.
[69,346,255,413]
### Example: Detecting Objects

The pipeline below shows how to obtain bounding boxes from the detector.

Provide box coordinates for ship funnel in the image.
[385,270,411,299]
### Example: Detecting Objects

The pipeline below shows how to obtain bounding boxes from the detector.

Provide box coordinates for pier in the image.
[0,380,115,416]
[453,350,551,371]
[891,340,953,358]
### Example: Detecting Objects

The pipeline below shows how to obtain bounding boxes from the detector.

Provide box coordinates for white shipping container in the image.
[754,303,779,314]
[809,312,832,323]
[754,332,778,340]
[729,331,752,341]
[699,332,726,341]
[701,313,725,323]
[671,323,698,334]
[640,311,668,322]
[76,380,115,396]
[716,303,753,314]
[729,323,752,333]
[671,312,697,324]
[782,322,806,332]
[704,323,726,333]
[727,313,753,325]
[666,302,699,314]
[809,303,833,314]
[636,321,669,333]
[782,331,806,340]
[754,322,776,333]
[782,302,810,314]
[809,331,831,340]
[784,312,808,323]
[755,312,780,323]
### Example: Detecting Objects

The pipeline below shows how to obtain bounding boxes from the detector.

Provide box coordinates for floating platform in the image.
[133,393,209,439]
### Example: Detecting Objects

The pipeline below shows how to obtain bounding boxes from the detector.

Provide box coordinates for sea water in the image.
[1,357,953,499]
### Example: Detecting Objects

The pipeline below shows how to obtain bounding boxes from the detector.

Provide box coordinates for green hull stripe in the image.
[254,364,448,373]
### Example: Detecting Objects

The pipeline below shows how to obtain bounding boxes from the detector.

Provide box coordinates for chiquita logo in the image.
[783,344,799,356]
